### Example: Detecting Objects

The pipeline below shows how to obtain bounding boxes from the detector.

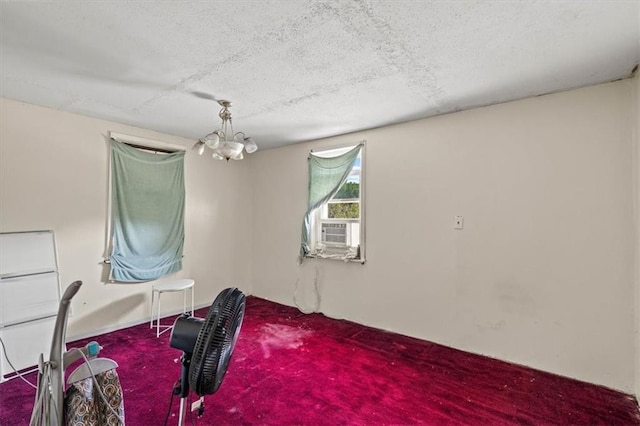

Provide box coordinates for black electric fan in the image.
[169,287,246,425]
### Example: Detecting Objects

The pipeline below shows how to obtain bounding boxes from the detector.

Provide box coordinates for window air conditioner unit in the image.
[321,223,348,246]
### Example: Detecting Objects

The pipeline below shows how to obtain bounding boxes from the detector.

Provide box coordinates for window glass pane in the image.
[325,151,360,219]
[334,181,359,199]
[328,202,359,219]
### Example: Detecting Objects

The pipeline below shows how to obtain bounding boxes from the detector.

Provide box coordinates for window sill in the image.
[306,249,365,264]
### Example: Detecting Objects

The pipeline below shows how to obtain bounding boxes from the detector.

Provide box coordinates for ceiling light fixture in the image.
[192,100,258,161]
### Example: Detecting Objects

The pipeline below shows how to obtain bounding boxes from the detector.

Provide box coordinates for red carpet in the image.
[1,296,639,425]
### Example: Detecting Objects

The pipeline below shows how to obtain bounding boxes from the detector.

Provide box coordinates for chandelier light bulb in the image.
[192,140,206,155]
[203,131,220,149]
[244,137,258,154]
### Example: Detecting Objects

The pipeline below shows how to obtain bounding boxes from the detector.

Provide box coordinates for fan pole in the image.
[177,354,191,426]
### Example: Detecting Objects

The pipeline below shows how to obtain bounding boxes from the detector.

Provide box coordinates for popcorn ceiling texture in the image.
[0,1,638,149]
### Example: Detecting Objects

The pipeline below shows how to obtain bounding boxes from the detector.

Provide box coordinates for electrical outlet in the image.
[454,216,464,230]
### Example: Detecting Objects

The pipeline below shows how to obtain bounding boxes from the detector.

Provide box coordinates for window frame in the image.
[106,132,187,281]
[308,142,366,263]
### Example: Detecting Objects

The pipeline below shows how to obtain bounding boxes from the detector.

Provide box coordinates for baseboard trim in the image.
[66,302,212,343]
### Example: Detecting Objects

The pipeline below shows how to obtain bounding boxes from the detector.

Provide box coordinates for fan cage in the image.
[189,287,246,396]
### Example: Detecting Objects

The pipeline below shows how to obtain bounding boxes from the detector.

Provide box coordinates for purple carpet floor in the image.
[1,296,639,425]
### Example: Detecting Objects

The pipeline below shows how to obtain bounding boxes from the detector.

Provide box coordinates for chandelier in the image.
[193,100,258,161]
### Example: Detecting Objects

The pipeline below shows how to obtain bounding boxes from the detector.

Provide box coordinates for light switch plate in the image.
[454,216,463,229]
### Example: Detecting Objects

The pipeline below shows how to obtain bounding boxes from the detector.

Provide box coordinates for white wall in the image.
[0,98,253,339]
[250,80,636,393]
[633,71,640,401]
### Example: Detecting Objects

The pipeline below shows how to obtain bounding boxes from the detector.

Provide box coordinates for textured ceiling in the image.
[1,1,639,151]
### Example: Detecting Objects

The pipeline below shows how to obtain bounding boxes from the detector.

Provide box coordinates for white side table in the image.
[150,279,195,337]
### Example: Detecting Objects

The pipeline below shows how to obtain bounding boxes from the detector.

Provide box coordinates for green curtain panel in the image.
[299,144,362,260]
[109,139,185,282]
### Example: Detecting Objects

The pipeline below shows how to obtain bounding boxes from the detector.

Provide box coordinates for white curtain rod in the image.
[109,132,187,153]
[310,140,366,153]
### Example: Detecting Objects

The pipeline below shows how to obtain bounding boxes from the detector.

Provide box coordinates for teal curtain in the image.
[299,144,362,260]
[109,139,185,282]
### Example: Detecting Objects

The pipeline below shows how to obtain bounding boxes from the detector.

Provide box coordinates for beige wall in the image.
[1,78,637,394]
[250,80,636,393]
[633,71,640,401]
[0,98,254,339]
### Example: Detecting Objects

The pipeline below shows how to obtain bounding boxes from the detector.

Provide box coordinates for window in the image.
[108,137,186,282]
[301,144,365,263]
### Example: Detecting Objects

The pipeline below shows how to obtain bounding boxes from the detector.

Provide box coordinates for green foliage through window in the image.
[328,202,359,219]
[334,182,359,199]
[328,182,360,218]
